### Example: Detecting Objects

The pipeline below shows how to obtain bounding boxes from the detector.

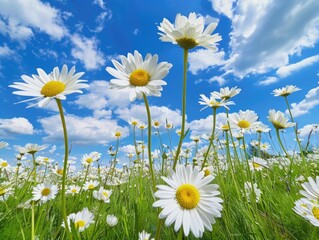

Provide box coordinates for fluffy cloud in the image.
[188,49,225,75]
[289,85,319,117]
[0,45,15,57]
[224,0,319,78]
[258,77,279,86]
[0,117,34,137]
[209,0,236,18]
[276,54,319,78]
[70,35,106,70]
[188,113,227,136]
[0,0,65,41]
[38,114,129,145]
[298,124,319,138]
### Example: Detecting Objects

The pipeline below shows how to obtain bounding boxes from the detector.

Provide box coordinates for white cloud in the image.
[93,0,106,9]
[289,85,319,117]
[225,0,319,78]
[0,44,15,57]
[208,76,226,86]
[188,113,227,136]
[276,54,319,78]
[258,76,279,86]
[188,49,225,75]
[70,34,106,70]
[210,0,236,18]
[298,124,319,138]
[0,0,65,41]
[0,117,34,137]
[133,28,139,35]
[74,80,131,109]
[38,114,129,145]
[49,144,57,154]
[92,10,112,33]
[120,144,136,154]
[115,104,182,128]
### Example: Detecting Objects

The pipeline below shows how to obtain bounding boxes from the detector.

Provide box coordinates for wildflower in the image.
[10,65,88,108]
[106,51,172,101]
[268,109,296,129]
[23,143,47,154]
[153,164,223,238]
[152,120,161,129]
[81,152,101,166]
[212,86,241,100]
[0,159,12,171]
[35,156,54,165]
[62,208,94,232]
[190,135,200,143]
[138,230,152,240]
[244,182,262,202]
[83,180,99,190]
[293,198,319,226]
[128,118,139,126]
[229,110,260,133]
[249,157,268,171]
[138,122,147,130]
[52,166,64,176]
[106,214,118,227]
[253,123,271,133]
[66,185,81,195]
[93,187,112,203]
[165,122,173,129]
[0,182,13,201]
[272,85,301,97]
[158,12,221,50]
[300,176,319,202]
[32,183,58,203]
[114,130,122,138]
[199,93,234,111]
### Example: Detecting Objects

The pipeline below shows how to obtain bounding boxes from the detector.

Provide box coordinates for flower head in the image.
[199,93,234,110]
[10,65,88,108]
[81,152,101,166]
[93,187,112,203]
[272,85,301,97]
[32,183,58,203]
[268,109,296,129]
[63,208,94,232]
[229,110,260,133]
[153,164,223,238]
[158,12,221,50]
[106,51,172,101]
[212,86,241,100]
[106,214,118,227]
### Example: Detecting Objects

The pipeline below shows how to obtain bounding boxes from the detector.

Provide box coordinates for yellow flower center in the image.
[0,188,6,196]
[115,132,121,138]
[237,120,251,129]
[204,169,210,177]
[129,69,150,86]
[131,121,138,126]
[176,37,198,49]
[41,81,66,97]
[312,207,319,220]
[75,220,86,228]
[71,189,77,193]
[41,188,51,196]
[272,121,285,129]
[1,162,8,167]
[252,162,261,168]
[102,192,109,198]
[176,184,200,210]
[222,124,229,131]
[44,157,49,162]
[86,158,93,163]
[210,101,220,108]
[56,169,63,175]
[88,184,95,190]
[154,121,160,127]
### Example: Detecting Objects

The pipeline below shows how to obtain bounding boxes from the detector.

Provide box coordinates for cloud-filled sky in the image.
[1,0,319,163]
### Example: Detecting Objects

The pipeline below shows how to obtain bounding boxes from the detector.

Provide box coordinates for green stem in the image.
[143,93,156,192]
[173,48,188,170]
[56,99,72,239]
[31,153,36,240]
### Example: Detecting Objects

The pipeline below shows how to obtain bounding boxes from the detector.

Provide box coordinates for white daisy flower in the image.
[128,118,139,126]
[83,180,99,190]
[138,230,152,240]
[153,164,223,238]
[199,93,235,111]
[35,156,54,165]
[62,208,94,232]
[23,143,47,154]
[106,50,172,101]
[81,152,101,166]
[106,214,118,227]
[66,185,81,195]
[229,110,260,133]
[0,159,12,171]
[244,182,262,202]
[10,65,88,108]
[293,198,319,226]
[272,85,301,97]
[32,183,58,203]
[212,86,241,100]
[300,176,319,203]
[268,109,296,129]
[93,187,112,203]
[158,12,221,50]
[0,182,13,202]
[249,157,268,171]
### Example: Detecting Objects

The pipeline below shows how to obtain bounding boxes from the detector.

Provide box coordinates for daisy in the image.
[0,159,12,171]
[293,198,319,226]
[106,214,118,227]
[153,164,223,238]
[24,143,47,154]
[106,50,172,101]
[244,182,262,202]
[0,182,13,202]
[229,110,260,133]
[272,85,301,97]
[81,152,101,166]
[0,142,8,149]
[66,185,81,195]
[83,180,99,190]
[32,183,58,203]
[252,123,271,133]
[35,156,54,165]
[93,187,112,203]
[138,230,152,240]
[158,12,221,50]
[128,118,139,126]
[190,135,200,143]
[249,157,268,171]
[268,109,296,129]
[152,120,161,129]
[212,86,241,100]
[63,208,94,232]
[10,65,88,108]
[199,94,234,111]
[300,176,319,203]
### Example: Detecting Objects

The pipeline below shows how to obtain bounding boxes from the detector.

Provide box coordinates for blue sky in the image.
[1,0,319,164]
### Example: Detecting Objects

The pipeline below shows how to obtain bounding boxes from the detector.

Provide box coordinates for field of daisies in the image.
[1,12,319,240]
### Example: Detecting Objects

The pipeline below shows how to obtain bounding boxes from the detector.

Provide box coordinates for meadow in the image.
[1,12,319,240]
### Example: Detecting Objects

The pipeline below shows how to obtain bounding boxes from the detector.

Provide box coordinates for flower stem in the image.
[56,99,72,239]
[173,48,188,170]
[143,93,156,192]
[31,153,36,240]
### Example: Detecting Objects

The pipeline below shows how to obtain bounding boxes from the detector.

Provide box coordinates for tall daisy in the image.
[212,86,241,100]
[229,110,260,133]
[32,183,58,203]
[272,85,301,97]
[153,164,223,238]
[10,65,88,108]
[158,12,221,50]
[268,109,296,129]
[106,50,172,101]
[199,93,234,110]
[62,208,94,232]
